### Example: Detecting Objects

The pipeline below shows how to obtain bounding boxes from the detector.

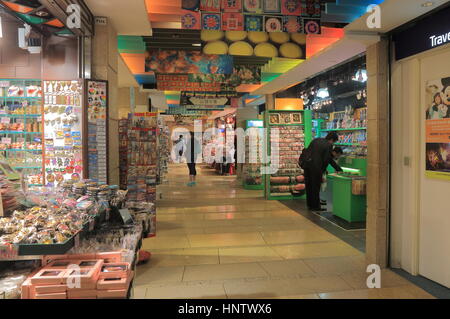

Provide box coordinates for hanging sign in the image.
[157,74,223,92]
[181,95,231,106]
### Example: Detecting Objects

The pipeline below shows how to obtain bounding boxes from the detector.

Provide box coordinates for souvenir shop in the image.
[0,7,160,299]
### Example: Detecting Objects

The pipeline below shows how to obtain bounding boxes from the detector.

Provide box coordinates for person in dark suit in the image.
[302,132,339,211]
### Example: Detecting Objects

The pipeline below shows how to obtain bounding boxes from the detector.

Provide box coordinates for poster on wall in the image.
[425,77,450,181]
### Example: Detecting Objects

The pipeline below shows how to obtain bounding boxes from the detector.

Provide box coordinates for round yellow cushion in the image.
[291,33,307,45]
[203,41,229,55]
[229,41,254,56]
[248,31,269,44]
[201,30,224,42]
[269,32,290,44]
[254,43,278,58]
[280,43,303,59]
[225,31,248,42]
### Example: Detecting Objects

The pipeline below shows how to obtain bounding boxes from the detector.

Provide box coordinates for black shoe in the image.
[320,200,327,205]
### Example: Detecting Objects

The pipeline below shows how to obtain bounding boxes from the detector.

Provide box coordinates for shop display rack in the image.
[263,110,313,200]
[243,119,264,190]
[0,79,43,187]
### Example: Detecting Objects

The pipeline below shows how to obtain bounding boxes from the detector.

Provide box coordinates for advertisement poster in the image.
[156,74,223,92]
[222,0,242,12]
[146,50,233,74]
[425,77,450,180]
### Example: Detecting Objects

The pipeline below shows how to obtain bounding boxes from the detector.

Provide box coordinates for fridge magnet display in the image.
[244,15,264,31]
[281,0,301,16]
[243,0,262,13]
[200,0,221,12]
[265,16,283,32]
[222,12,244,31]
[182,10,202,29]
[263,0,281,13]
[425,77,450,181]
[182,0,200,11]
[222,0,242,12]
[202,13,222,30]
[304,18,321,34]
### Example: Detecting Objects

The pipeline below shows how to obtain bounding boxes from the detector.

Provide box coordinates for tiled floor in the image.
[133,164,434,299]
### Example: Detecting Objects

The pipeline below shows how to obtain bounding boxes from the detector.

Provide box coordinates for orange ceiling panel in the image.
[275,98,304,110]
[45,19,65,28]
[236,84,263,93]
[148,13,181,22]
[3,1,34,13]
[306,27,345,59]
[120,53,146,74]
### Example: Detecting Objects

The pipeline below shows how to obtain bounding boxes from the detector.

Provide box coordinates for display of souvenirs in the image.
[119,119,129,190]
[125,113,158,203]
[43,80,84,186]
[324,107,367,130]
[267,111,306,198]
[243,125,264,187]
[86,80,108,184]
[157,116,170,184]
[0,79,43,187]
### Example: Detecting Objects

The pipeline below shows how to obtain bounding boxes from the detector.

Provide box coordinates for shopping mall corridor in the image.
[133,164,433,299]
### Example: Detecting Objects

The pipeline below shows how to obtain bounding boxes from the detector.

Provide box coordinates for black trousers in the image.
[187,163,197,176]
[304,167,322,209]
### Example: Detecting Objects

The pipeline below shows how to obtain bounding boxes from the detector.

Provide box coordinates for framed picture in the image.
[291,113,302,124]
[280,112,291,124]
[263,0,281,13]
[269,113,280,124]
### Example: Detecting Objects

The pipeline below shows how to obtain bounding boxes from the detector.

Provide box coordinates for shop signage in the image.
[394,5,450,60]
[157,74,223,92]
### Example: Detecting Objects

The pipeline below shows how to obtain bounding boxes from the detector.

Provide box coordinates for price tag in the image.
[1,117,10,124]
[0,244,19,260]
[1,137,11,145]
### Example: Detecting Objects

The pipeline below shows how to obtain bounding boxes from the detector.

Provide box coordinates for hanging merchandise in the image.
[304,18,321,34]
[263,0,281,14]
[43,80,84,187]
[182,10,202,30]
[281,0,301,16]
[243,0,262,13]
[265,16,283,32]
[182,0,200,11]
[200,0,221,12]
[222,0,243,12]
[119,119,129,190]
[202,12,222,30]
[244,15,264,31]
[222,12,244,31]
[86,80,108,184]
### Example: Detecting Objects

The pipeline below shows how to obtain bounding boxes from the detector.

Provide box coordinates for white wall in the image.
[391,43,450,288]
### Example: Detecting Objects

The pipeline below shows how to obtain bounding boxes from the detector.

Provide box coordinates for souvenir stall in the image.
[242,119,264,190]
[264,110,313,200]
[156,115,170,185]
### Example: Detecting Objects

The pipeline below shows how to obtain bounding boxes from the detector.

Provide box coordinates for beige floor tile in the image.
[319,285,435,299]
[259,259,315,277]
[183,263,269,282]
[224,275,351,298]
[144,283,227,299]
[188,232,266,248]
[147,248,219,267]
[219,246,282,264]
[142,235,191,250]
[134,265,185,286]
[132,286,147,299]
[268,294,320,299]
[340,269,413,290]
[261,229,338,245]
[303,256,367,276]
[272,241,362,259]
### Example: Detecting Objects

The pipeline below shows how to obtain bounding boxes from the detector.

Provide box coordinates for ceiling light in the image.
[192,43,201,47]
[421,1,434,7]
[35,11,49,17]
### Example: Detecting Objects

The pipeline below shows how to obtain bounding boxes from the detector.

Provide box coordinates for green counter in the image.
[327,174,366,223]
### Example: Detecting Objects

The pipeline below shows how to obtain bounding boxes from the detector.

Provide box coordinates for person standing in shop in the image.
[186,133,202,187]
[299,132,339,212]
[174,135,186,163]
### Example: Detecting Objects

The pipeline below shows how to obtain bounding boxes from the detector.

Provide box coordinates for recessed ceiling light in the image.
[421,1,434,7]
[192,43,201,47]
